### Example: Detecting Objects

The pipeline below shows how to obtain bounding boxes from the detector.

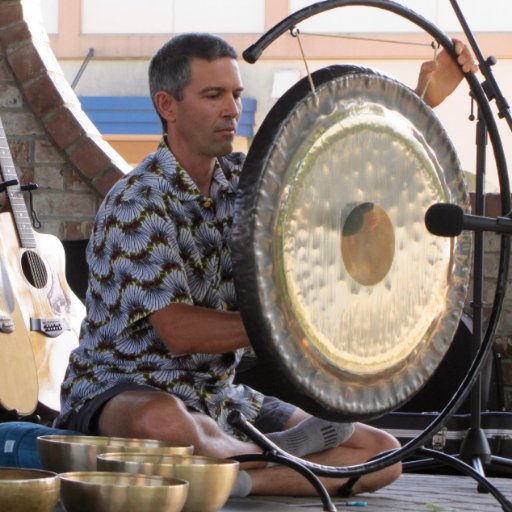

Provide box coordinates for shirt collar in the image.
[158,138,234,200]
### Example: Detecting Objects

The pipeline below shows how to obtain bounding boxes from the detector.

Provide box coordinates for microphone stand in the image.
[449,0,512,487]
[459,104,493,481]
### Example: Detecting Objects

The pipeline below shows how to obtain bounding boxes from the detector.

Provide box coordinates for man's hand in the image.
[416,38,478,108]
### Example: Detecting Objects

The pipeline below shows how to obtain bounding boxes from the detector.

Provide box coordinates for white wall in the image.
[290,0,512,33]
[41,0,512,35]
[81,0,265,34]
[40,0,58,34]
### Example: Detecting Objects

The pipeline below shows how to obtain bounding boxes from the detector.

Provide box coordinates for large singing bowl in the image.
[97,453,239,512]
[59,471,188,512]
[232,64,471,421]
[37,434,193,473]
[0,467,60,512]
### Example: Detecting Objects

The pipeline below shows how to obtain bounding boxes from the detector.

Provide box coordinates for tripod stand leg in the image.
[419,448,512,511]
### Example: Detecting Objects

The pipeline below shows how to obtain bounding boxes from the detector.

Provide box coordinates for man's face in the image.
[169,57,243,159]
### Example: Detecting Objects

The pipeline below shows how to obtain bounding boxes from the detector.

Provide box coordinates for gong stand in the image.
[229,1,512,511]
[449,0,512,483]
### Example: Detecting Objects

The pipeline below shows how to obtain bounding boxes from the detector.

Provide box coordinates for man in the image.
[56,33,477,497]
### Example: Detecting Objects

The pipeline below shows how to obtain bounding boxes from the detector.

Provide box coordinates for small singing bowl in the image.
[97,453,239,512]
[59,471,188,512]
[0,467,60,512]
[37,434,194,473]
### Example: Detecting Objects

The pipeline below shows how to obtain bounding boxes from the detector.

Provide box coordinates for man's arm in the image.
[149,303,251,355]
[416,38,478,108]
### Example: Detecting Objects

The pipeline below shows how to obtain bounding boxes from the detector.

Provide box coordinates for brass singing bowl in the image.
[0,467,60,512]
[59,471,188,512]
[97,453,239,512]
[37,434,194,473]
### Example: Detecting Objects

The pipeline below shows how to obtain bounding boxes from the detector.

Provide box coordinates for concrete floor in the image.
[52,471,512,511]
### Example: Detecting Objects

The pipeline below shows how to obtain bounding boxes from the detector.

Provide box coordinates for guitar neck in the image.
[0,121,37,249]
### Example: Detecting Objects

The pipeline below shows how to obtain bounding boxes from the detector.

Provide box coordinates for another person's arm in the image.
[416,38,478,108]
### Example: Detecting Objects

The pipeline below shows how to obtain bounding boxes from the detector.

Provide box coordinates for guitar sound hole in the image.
[21,250,48,289]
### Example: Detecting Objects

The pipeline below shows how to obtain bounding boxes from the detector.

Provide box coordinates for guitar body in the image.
[0,212,85,412]
[0,227,38,415]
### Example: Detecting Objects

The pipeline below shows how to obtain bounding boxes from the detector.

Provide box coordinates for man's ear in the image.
[153,91,176,123]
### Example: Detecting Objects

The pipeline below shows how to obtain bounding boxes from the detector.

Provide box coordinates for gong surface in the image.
[232,65,471,421]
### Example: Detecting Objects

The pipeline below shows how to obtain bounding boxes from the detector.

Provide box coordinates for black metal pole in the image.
[71,48,94,90]
[459,105,492,475]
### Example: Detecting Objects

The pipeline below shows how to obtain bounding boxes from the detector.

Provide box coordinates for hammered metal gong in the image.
[232,65,472,421]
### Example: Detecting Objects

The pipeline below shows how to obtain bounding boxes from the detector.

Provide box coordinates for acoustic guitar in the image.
[0,237,38,416]
[0,119,85,413]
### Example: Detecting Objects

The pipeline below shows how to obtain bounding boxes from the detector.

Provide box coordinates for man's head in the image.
[149,33,243,166]
[149,33,238,127]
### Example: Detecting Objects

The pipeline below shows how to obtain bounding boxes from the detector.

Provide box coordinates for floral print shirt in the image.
[58,140,264,435]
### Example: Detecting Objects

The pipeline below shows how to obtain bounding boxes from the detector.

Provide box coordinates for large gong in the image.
[232,65,472,421]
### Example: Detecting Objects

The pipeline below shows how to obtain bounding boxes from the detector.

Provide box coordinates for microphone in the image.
[425,203,512,237]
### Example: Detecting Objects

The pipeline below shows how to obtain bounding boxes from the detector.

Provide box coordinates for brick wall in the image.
[1,0,512,412]
[0,0,130,240]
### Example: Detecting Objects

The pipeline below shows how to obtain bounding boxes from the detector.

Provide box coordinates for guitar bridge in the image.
[30,317,70,337]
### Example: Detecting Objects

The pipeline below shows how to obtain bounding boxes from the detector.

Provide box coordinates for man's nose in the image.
[222,95,241,118]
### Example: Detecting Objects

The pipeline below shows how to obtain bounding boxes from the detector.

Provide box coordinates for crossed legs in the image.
[97,389,402,496]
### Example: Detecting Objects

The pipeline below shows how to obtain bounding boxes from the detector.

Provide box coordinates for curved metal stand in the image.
[229,411,512,512]
[234,0,512,510]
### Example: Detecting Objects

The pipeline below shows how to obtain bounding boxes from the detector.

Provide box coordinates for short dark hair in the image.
[149,33,238,131]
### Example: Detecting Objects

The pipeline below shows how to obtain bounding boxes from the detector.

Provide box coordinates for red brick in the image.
[43,107,86,150]
[7,43,46,82]
[0,56,15,81]
[65,166,90,192]
[0,3,23,29]
[8,139,30,164]
[21,74,62,118]
[0,21,31,48]
[34,137,63,163]
[92,166,123,197]
[68,137,112,181]
[19,165,34,184]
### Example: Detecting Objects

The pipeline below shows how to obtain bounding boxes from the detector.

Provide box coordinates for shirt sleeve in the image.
[87,172,193,333]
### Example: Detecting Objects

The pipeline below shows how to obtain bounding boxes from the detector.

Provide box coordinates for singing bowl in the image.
[59,471,188,512]
[0,467,60,512]
[232,64,471,421]
[96,453,239,512]
[37,434,193,473]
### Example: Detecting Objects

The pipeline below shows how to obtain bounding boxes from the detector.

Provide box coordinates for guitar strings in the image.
[26,250,47,289]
